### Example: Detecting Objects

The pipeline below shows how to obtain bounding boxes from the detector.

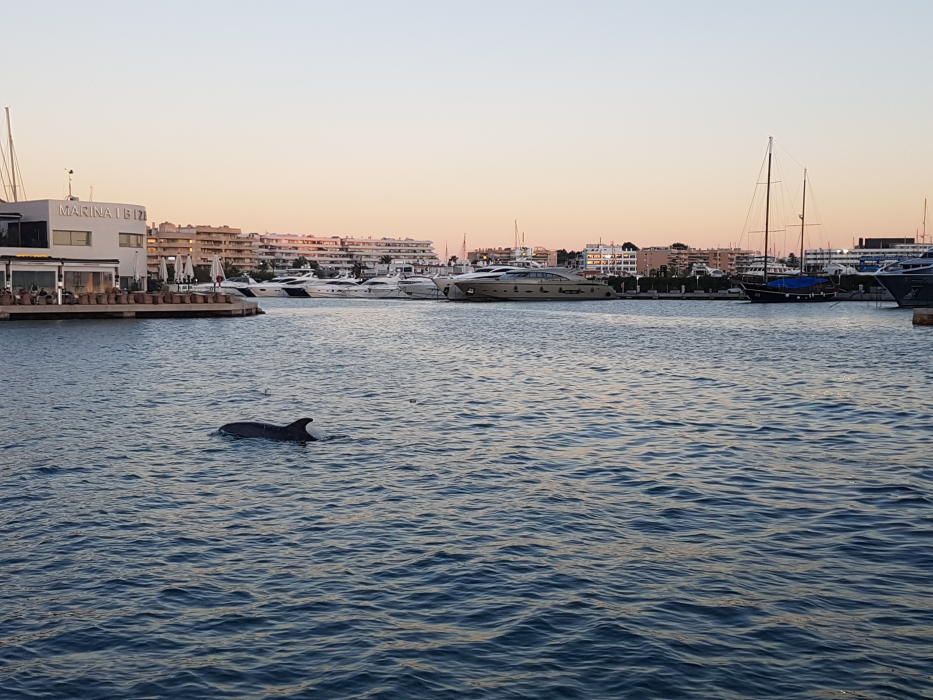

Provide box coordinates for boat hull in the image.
[740,278,837,303]
[452,280,618,301]
[874,274,933,308]
[400,284,443,300]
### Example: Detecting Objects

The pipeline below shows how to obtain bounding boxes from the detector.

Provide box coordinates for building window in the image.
[0,220,49,248]
[11,270,56,291]
[53,230,92,246]
[64,271,113,293]
[119,233,144,248]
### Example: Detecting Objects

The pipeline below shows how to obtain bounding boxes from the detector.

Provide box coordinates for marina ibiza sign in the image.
[58,203,146,221]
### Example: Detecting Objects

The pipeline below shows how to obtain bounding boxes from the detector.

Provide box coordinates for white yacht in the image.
[434,265,525,300]
[397,276,443,299]
[453,268,619,301]
[191,275,247,295]
[874,250,933,307]
[305,278,362,298]
[280,272,343,297]
[253,271,324,297]
[342,275,403,299]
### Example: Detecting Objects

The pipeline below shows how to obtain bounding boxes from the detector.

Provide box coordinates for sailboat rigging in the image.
[739,137,837,302]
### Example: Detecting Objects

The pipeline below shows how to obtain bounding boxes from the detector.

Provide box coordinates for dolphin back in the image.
[285,418,317,441]
[219,417,315,442]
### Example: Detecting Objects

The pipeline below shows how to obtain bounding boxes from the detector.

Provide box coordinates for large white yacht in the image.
[453,268,619,301]
[434,265,526,300]
[304,278,362,298]
[342,275,404,299]
[193,275,291,297]
[280,272,348,297]
[874,250,933,307]
[397,276,443,299]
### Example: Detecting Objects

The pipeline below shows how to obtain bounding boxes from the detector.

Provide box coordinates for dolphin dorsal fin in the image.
[286,418,313,432]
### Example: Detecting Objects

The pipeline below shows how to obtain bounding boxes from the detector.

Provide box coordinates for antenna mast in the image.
[763,136,772,283]
[799,168,807,275]
[5,106,17,202]
[920,197,927,243]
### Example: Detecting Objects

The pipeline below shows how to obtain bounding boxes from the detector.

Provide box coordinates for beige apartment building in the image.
[253,232,439,273]
[147,222,255,274]
[636,246,756,276]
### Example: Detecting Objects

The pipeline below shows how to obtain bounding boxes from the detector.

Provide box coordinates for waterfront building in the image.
[147,222,255,274]
[1,198,147,295]
[637,246,757,276]
[468,246,558,267]
[582,243,638,276]
[255,232,439,274]
[803,243,933,273]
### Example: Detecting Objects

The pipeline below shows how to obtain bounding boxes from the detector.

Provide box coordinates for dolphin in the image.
[219,417,318,442]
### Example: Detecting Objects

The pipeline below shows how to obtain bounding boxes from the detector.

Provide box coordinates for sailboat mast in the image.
[5,106,16,203]
[923,198,927,244]
[799,168,807,275]
[763,137,772,283]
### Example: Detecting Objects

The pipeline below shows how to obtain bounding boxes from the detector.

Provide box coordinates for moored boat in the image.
[874,251,933,307]
[739,139,837,303]
[453,267,618,301]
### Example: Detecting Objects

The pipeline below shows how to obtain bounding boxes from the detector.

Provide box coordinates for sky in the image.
[3,0,932,255]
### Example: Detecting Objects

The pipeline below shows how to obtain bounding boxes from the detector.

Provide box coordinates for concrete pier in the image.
[912,308,933,326]
[0,295,262,321]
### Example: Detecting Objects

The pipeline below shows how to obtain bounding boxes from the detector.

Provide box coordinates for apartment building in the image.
[637,246,756,276]
[582,243,638,275]
[468,246,558,267]
[147,222,255,274]
[254,233,439,273]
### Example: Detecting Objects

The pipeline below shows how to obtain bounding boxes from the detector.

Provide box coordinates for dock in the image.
[0,292,262,321]
[913,308,933,326]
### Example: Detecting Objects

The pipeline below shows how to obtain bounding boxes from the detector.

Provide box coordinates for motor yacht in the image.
[304,278,362,298]
[397,276,443,299]
[342,275,403,299]
[280,272,341,297]
[874,250,933,307]
[434,265,525,300]
[453,267,619,301]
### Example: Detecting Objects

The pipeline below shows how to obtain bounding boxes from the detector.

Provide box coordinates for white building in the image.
[804,244,933,273]
[582,244,638,276]
[254,232,439,274]
[0,198,147,295]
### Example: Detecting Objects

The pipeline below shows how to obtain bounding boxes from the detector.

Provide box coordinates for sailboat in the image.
[740,137,837,302]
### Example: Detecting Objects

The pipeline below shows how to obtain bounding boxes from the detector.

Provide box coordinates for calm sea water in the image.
[1,299,930,699]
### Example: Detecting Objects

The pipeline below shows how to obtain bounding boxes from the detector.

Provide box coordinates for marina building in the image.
[254,233,440,274]
[147,223,255,274]
[1,198,147,295]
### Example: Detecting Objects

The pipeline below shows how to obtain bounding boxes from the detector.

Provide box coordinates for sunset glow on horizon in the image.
[4,1,932,256]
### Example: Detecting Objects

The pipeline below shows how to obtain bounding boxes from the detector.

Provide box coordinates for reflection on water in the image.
[1,300,930,698]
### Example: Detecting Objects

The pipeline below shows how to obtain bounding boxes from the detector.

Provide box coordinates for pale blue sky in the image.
[4,1,932,252]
